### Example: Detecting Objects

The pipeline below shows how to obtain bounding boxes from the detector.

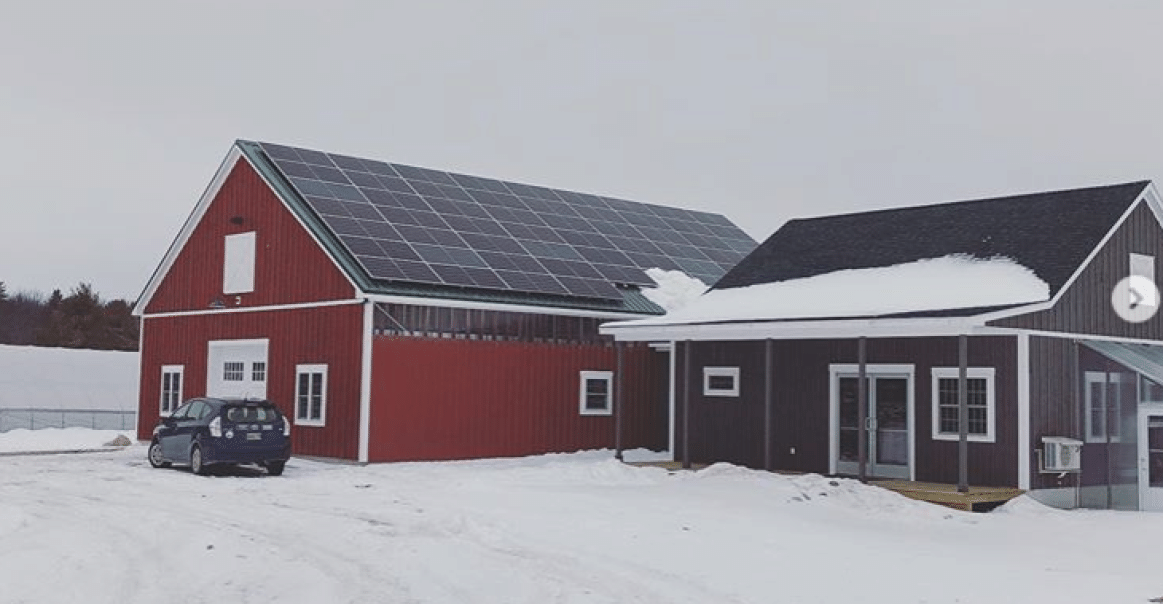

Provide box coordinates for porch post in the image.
[683,340,692,470]
[764,338,773,471]
[958,334,969,493]
[857,336,868,483]
[614,342,625,461]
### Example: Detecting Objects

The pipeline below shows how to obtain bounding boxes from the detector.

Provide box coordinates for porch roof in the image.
[1083,340,1163,384]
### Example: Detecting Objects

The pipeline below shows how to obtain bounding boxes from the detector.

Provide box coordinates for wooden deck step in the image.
[874,480,1025,512]
[625,460,708,471]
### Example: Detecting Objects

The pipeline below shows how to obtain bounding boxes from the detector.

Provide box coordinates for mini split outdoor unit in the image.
[1040,436,1083,473]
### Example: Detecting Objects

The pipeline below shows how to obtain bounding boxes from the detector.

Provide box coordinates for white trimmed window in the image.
[579,371,613,416]
[1084,371,1124,443]
[295,364,328,426]
[223,231,256,294]
[703,367,740,397]
[931,367,995,442]
[160,365,183,415]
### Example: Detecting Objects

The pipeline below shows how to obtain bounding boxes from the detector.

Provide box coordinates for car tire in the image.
[266,461,286,476]
[148,441,170,468]
[191,445,209,476]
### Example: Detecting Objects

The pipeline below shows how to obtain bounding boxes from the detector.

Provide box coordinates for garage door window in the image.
[295,365,327,426]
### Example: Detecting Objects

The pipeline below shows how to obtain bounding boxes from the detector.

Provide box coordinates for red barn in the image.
[134,140,755,462]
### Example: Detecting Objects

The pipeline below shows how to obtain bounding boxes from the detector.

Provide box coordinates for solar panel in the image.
[257,142,755,301]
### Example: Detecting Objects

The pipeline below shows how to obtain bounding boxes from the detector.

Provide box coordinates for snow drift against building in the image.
[623,255,1050,326]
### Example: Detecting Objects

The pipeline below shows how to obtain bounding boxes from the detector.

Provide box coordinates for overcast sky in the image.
[4,2,1163,300]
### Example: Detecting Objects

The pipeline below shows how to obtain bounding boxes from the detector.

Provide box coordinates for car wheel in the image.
[190,445,209,476]
[266,461,286,476]
[148,441,170,468]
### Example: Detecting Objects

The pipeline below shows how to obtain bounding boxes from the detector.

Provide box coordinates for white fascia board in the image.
[972,325,1163,345]
[365,293,648,320]
[141,298,364,320]
[982,186,1153,324]
[133,145,243,317]
[602,317,984,342]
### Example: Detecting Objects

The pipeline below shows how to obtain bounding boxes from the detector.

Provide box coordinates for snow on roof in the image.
[640,268,707,313]
[615,255,1050,327]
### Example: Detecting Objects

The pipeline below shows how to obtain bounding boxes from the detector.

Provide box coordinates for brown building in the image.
[604,181,1163,511]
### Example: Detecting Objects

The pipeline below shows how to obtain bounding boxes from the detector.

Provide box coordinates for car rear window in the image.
[225,405,279,423]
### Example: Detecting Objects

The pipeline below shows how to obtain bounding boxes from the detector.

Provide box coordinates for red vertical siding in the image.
[368,337,667,462]
[145,158,355,314]
[137,305,364,459]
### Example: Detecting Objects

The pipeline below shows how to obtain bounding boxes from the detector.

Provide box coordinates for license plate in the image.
[247,432,261,441]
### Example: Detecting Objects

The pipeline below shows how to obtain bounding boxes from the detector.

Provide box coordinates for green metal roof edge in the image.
[235,140,664,316]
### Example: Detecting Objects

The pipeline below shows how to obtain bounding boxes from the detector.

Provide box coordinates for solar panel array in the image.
[258,142,755,301]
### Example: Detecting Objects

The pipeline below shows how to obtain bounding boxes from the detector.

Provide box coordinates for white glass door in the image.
[835,374,911,479]
[1139,409,1163,512]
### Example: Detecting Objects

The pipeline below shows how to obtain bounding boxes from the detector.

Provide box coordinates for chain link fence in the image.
[0,408,136,432]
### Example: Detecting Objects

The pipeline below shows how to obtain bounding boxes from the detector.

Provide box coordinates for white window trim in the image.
[703,366,740,397]
[579,370,613,416]
[295,364,328,427]
[160,365,184,415]
[930,367,996,443]
[1084,371,1125,444]
[223,231,256,295]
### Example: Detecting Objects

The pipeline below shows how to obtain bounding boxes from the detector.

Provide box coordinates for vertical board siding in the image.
[992,203,1163,338]
[676,336,1019,487]
[146,160,355,314]
[1028,336,1079,490]
[368,337,667,461]
[137,305,363,459]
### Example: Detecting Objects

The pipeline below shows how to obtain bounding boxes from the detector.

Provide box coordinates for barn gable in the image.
[139,148,357,314]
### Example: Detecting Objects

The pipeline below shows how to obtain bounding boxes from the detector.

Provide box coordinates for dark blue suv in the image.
[148,397,292,476]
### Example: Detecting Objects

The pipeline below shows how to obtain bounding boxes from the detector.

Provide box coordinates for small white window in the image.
[579,371,613,416]
[1084,371,1125,443]
[223,231,256,294]
[160,365,184,415]
[1131,253,1154,279]
[703,367,740,397]
[931,367,996,443]
[223,361,245,381]
[295,364,328,426]
[252,362,266,382]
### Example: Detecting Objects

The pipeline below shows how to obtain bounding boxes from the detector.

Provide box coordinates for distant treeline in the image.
[0,281,139,351]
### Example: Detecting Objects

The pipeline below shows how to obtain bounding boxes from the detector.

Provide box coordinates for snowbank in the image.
[0,345,138,411]
[0,427,137,453]
[623,255,1050,325]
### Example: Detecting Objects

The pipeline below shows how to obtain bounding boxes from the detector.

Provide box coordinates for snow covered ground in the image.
[2,431,1162,604]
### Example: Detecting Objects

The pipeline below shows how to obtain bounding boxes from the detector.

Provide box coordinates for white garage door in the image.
[206,339,269,399]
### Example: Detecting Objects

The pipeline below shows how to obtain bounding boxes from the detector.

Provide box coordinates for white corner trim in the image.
[929,367,997,443]
[367,293,646,320]
[358,300,373,463]
[134,145,243,316]
[1017,333,1031,490]
[667,340,676,459]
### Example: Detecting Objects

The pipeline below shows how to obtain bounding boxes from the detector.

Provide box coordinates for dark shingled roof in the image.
[714,181,1150,297]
